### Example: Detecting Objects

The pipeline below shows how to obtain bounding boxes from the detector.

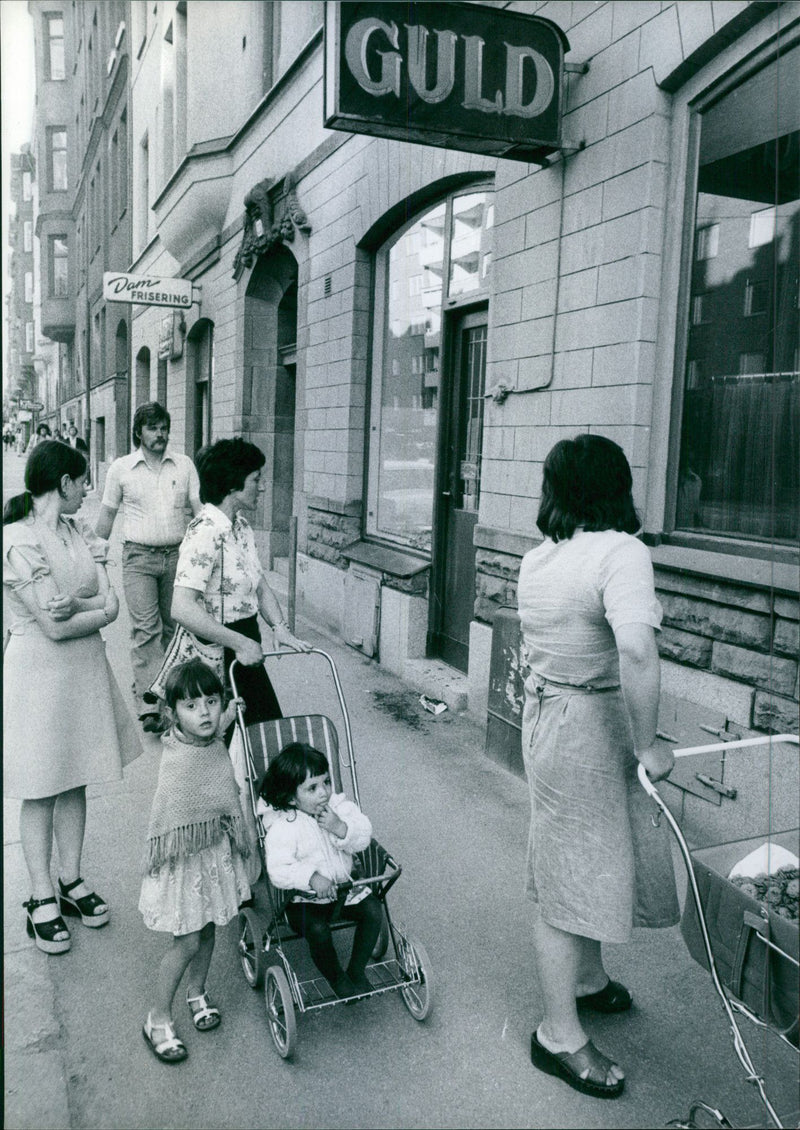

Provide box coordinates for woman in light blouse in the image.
[171,438,310,729]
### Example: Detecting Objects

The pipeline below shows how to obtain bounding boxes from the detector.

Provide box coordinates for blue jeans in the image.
[122,542,179,717]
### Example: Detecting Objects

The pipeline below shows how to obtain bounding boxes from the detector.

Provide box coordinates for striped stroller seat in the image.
[244,715,344,793]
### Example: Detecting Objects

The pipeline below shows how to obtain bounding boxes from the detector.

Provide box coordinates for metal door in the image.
[431,309,488,671]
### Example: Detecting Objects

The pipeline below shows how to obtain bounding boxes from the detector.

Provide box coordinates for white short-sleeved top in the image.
[517,529,662,687]
[3,515,107,635]
[173,503,263,624]
[101,448,200,546]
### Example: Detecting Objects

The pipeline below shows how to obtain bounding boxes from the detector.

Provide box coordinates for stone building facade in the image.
[33,1,799,751]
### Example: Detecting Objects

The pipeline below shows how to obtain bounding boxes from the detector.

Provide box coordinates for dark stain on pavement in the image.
[371,691,426,731]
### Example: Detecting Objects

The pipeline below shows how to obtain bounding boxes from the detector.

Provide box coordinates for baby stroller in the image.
[230,649,433,1059]
[639,733,799,1129]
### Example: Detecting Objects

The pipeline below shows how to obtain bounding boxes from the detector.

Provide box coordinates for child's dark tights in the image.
[286,893,382,990]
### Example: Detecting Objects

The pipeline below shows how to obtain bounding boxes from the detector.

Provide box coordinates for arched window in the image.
[367,187,494,550]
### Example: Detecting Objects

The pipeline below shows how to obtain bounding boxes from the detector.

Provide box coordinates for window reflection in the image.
[677,47,799,542]
[449,194,494,297]
[377,205,445,549]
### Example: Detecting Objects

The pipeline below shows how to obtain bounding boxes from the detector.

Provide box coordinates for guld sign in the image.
[324,1,569,162]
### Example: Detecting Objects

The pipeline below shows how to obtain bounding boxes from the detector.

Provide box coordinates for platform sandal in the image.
[23,896,72,955]
[58,877,110,928]
[187,990,221,1031]
[142,1013,188,1063]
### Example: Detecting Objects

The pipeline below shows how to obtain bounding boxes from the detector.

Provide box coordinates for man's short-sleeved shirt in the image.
[101,448,200,546]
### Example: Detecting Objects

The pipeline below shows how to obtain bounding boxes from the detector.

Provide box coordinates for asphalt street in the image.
[3,447,797,1129]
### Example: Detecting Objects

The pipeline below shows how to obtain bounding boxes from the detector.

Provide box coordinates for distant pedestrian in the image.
[140,659,252,1063]
[27,423,52,451]
[95,403,201,734]
[258,742,382,999]
[3,441,140,956]
[56,424,69,443]
[66,423,88,455]
[518,434,678,1099]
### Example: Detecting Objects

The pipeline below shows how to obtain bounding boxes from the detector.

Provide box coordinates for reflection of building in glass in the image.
[679,45,799,542]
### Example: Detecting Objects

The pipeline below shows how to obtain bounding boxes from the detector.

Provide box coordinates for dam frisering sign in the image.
[103,272,194,309]
[324,1,569,162]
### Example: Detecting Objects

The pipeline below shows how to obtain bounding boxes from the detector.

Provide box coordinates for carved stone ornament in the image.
[233,171,311,278]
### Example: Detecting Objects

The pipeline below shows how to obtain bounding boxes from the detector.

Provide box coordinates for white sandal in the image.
[142,1013,188,1063]
[187,990,221,1031]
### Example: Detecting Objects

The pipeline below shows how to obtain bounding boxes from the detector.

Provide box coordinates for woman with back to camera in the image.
[3,441,140,954]
[518,434,678,1099]
[171,437,310,730]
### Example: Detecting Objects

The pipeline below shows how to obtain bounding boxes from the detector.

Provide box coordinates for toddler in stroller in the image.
[258,741,383,998]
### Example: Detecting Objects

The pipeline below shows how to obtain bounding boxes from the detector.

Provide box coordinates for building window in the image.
[23,221,33,251]
[367,188,494,550]
[25,322,34,353]
[25,271,33,303]
[22,171,32,200]
[47,127,68,191]
[118,110,128,219]
[675,44,799,542]
[45,13,65,79]
[50,236,68,297]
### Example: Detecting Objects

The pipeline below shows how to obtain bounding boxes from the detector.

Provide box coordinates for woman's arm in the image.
[614,622,674,782]
[45,563,119,622]
[256,577,311,652]
[7,547,115,640]
[171,585,263,666]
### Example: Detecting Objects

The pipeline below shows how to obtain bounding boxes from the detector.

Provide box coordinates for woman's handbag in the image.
[147,540,226,701]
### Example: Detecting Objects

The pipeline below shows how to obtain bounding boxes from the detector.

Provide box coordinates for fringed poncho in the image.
[143,727,251,873]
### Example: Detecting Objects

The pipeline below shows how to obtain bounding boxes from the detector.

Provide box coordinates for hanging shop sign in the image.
[324,1,569,163]
[158,311,185,360]
[103,272,194,309]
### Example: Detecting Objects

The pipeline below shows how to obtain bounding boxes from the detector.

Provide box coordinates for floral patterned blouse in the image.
[173,504,263,624]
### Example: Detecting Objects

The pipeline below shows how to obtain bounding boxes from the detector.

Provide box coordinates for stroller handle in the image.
[229,647,361,805]
[637,732,799,797]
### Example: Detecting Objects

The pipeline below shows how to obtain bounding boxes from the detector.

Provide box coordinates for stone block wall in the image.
[474,549,799,736]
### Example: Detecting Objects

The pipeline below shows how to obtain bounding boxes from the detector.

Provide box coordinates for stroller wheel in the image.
[372,909,390,960]
[238,909,265,989]
[399,937,433,1021]
[265,965,297,1058]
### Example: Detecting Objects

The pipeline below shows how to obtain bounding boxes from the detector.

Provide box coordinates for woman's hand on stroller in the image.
[234,636,264,666]
[636,743,675,783]
[309,871,337,901]
[273,622,313,653]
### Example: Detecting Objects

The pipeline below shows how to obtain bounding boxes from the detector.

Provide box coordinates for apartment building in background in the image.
[29,0,132,472]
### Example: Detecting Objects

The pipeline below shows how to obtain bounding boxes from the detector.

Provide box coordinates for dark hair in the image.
[259,742,330,811]
[536,434,640,542]
[3,440,87,525]
[164,658,224,710]
[195,438,266,505]
[132,402,170,448]
[36,423,51,437]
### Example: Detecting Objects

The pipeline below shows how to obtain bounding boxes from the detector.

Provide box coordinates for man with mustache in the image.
[96,403,201,733]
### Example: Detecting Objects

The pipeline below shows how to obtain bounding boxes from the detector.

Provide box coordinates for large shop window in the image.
[368,189,494,551]
[676,45,799,543]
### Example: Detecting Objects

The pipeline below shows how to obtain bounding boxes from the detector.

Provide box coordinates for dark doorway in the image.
[430,308,488,671]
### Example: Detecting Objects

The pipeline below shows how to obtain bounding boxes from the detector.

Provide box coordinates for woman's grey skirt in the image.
[521,674,679,943]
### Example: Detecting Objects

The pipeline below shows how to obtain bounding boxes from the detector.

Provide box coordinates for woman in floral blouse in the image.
[171,438,310,729]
